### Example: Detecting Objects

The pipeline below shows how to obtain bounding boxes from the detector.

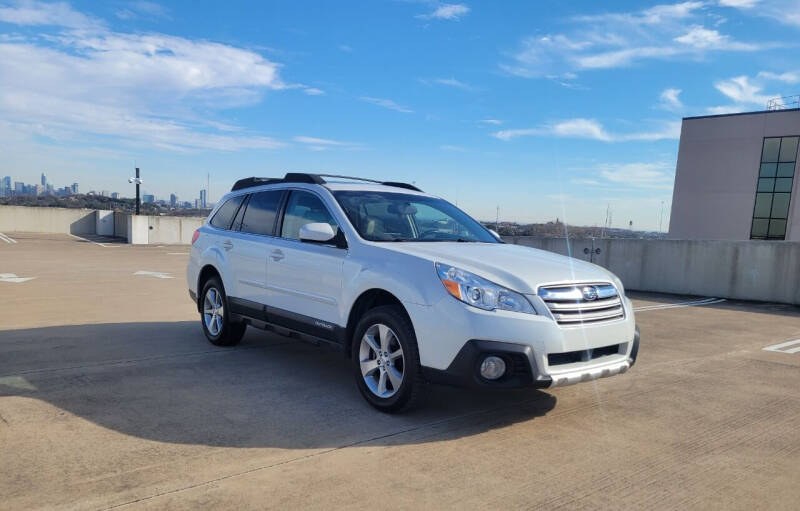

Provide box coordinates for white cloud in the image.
[714,75,772,104]
[659,88,684,110]
[293,136,361,151]
[0,0,102,29]
[706,71,800,112]
[116,1,170,20]
[432,77,473,90]
[359,96,414,113]
[0,2,290,152]
[718,0,759,7]
[720,0,800,28]
[303,87,325,95]
[599,162,674,189]
[493,118,680,143]
[757,71,800,83]
[502,2,768,77]
[417,3,470,21]
[479,119,503,125]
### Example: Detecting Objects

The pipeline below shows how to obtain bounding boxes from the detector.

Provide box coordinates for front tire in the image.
[200,277,246,346]
[351,305,425,413]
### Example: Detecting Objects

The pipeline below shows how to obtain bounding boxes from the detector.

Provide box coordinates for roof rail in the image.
[230,173,422,192]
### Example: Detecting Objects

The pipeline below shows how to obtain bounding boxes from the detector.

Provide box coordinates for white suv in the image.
[187,173,639,412]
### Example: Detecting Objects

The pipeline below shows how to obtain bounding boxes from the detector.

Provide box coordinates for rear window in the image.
[241,190,284,236]
[209,195,245,230]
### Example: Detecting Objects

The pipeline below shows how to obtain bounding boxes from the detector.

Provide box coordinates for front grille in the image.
[548,343,622,366]
[538,283,624,326]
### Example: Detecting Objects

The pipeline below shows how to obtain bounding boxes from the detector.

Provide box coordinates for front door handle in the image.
[270,249,284,261]
[223,240,233,251]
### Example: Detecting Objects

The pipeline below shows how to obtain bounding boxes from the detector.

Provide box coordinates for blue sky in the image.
[1,0,799,229]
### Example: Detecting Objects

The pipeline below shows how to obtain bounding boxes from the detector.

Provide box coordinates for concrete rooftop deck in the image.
[2,232,800,510]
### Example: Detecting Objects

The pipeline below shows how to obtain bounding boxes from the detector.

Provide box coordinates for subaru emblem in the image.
[581,286,598,301]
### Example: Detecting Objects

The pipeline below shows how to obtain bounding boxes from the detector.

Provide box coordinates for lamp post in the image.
[128,168,142,215]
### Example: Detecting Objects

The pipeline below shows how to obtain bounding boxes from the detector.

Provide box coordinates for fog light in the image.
[479,356,506,380]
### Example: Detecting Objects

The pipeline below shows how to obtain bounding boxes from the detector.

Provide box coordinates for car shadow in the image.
[0,321,556,449]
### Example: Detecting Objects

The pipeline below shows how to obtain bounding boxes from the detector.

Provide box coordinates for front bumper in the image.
[422,326,639,389]
[407,291,639,389]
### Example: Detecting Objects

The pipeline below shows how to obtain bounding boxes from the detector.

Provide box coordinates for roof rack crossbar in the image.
[231,173,422,192]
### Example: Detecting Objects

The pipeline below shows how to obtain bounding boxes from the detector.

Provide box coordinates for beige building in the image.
[669,108,800,241]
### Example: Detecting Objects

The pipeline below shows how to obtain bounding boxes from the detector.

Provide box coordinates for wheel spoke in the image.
[377,370,388,395]
[360,359,379,376]
[212,315,221,334]
[378,324,392,351]
[388,347,403,360]
[204,308,214,315]
[386,366,402,390]
[363,333,380,353]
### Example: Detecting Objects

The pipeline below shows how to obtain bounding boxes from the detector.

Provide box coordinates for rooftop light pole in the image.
[128,167,142,215]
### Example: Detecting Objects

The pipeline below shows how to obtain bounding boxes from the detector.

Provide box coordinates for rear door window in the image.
[209,195,245,230]
[241,190,284,236]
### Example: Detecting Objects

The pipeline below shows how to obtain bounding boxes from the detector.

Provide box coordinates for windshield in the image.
[333,190,499,243]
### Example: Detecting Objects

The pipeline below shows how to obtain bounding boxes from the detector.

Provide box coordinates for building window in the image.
[751,136,798,240]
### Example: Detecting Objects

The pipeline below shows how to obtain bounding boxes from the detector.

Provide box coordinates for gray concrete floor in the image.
[2,232,800,510]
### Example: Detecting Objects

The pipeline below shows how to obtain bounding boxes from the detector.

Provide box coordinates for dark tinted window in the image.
[241,190,283,235]
[751,136,797,240]
[231,194,249,230]
[210,195,245,230]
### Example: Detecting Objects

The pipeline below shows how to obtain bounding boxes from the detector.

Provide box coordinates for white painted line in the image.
[634,297,726,312]
[0,232,17,244]
[0,273,36,283]
[134,270,174,279]
[763,339,800,354]
[67,233,120,248]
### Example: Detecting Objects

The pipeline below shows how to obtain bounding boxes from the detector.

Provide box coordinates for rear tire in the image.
[351,305,425,413]
[200,276,246,346]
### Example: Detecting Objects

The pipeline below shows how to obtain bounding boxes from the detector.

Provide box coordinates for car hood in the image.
[376,242,615,294]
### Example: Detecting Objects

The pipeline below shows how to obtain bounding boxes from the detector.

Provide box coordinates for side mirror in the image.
[299,222,336,243]
[489,229,501,240]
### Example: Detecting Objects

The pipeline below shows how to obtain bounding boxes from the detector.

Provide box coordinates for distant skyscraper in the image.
[170,193,178,206]
[142,194,155,203]
[111,192,120,199]
[41,172,47,187]
[200,189,207,208]
[71,183,79,194]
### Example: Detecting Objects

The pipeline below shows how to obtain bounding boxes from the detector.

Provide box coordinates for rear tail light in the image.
[191,230,200,244]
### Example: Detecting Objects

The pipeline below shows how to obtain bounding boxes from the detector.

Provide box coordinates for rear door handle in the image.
[223,240,233,251]
[270,249,284,261]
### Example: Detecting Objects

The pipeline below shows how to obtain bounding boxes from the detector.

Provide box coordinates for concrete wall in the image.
[96,210,114,236]
[669,109,800,241]
[146,216,204,244]
[127,215,149,245]
[0,205,97,235]
[114,212,129,238]
[0,205,204,245]
[508,237,800,305]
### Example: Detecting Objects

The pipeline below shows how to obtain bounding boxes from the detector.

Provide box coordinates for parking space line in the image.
[763,339,800,354]
[634,297,726,312]
[68,233,119,247]
[0,232,17,244]
[134,270,174,279]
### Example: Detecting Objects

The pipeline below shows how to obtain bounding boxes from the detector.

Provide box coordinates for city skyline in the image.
[1,171,212,207]
[2,1,800,229]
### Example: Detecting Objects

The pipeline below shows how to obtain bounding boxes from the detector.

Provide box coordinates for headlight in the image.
[435,263,536,314]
